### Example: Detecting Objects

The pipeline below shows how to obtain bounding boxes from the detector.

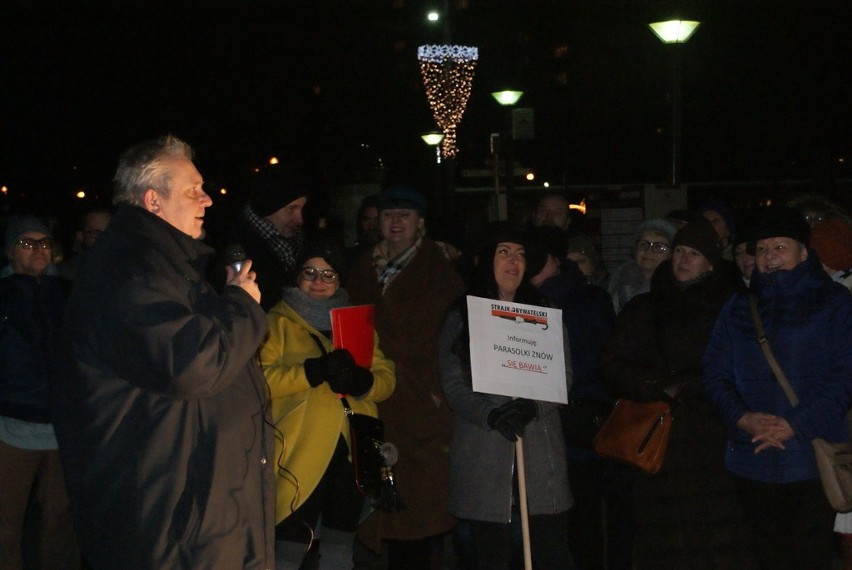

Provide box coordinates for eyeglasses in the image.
[16,238,53,250]
[804,214,824,225]
[635,240,670,254]
[300,267,339,284]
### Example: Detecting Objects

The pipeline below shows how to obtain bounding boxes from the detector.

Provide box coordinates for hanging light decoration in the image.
[417,44,479,159]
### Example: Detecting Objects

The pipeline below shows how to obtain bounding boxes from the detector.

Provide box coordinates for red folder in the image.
[330,305,375,369]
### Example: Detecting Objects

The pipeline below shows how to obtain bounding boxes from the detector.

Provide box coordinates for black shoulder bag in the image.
[308,334,404,511]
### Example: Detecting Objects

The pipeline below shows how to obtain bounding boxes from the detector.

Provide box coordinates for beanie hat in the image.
[5,215,52,252]
[295,241,346,283]
[810,219,852,270]
[746,206,811,254]
[377,186,427,215]
[672,218,723,268]
[248,163,309,217]
[700,199,736,235]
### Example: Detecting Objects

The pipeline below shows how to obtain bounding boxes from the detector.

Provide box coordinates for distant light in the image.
[649,20,701,44]
[75,190,86,199]
[569,199,587,214]
[491,90,524,106]
[269,157,279,165]
[525,172,535,181]
[838,157,846,164]
[543,182,550,188]
[1,185,7,195]
[421,131,445,146]
[219,188,228,195]
[427,11,440,22]
[253,167,260,173]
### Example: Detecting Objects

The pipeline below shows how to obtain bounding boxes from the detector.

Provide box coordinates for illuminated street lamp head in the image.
[421,131,445,146]
[491,90,524,106]
[427,10,439,22]
[649,20,701,44]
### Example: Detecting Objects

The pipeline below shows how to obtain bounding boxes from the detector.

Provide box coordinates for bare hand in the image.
[736,412,795,454]
[736,411,780,437]
[226,259,261,304]
[751,418,795,453]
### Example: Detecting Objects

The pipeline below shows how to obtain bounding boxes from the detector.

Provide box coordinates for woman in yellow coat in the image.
[260,243,395,570]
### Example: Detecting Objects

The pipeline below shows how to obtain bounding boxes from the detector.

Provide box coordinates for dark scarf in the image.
[281,286,350,333]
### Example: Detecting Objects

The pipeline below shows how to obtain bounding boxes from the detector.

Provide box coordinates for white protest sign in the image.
[466,295,567,404]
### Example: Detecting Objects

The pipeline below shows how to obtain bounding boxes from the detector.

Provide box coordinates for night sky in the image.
[2,1,851,216]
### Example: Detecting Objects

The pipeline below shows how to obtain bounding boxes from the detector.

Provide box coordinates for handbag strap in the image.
[748,294,799,407]
[308,332,354,416]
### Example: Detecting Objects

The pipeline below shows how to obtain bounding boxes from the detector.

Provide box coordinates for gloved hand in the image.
[304,349,355,387]
[328,366,374,397]
[487,399,538,442]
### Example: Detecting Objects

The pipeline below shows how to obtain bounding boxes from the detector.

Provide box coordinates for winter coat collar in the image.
[749,253,828,300]
[108,205,215,276]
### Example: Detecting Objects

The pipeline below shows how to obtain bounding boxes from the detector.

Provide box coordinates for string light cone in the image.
[417,44,479,159]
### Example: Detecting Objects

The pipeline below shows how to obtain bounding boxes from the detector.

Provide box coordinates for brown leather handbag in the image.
[593,398,673,474]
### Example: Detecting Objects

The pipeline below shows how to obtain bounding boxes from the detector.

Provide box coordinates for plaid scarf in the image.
[372,235,423,293]
[241,204,304,270]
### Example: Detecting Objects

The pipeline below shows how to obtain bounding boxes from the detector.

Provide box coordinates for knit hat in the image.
[746,206,811,254]
[377,186,427,215]
[247,163,309,217]
[295,241,346,283]
[672,218,723,268]
[810,219,852,270]
[700,199,736,235]
[5,215,51,252]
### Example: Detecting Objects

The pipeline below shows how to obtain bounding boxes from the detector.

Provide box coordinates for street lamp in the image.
[649,20,701,44]
[649,20,700,186]
[490,90,524,221]
[491,90,524,107]
[421,131,445,163]
[422,131,445,217]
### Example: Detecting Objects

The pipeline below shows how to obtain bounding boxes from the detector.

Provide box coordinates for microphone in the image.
[223,244,247,273]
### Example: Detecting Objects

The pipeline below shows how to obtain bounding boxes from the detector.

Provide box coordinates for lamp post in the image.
[649,20,700,186]
[421,131,450,217]
[421,131,445,164]
[491,90,524,221]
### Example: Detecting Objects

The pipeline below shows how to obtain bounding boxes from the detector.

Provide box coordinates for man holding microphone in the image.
[53,135,275,569]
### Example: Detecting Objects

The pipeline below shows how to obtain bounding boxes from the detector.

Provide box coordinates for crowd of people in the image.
[1,134,851,570]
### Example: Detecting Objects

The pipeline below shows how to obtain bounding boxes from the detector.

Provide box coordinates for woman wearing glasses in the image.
[260,242,396,570]
[607,218,677,313]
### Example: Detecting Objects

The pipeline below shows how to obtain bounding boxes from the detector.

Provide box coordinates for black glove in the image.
[505,398,538,425]
[304,356,326,387]
[328,366,374,397]
[487,399,538,442]
[304,349,355,387]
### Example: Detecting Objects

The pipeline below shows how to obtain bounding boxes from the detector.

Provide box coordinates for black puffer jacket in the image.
[0,273,67,423]
[53,205,275,569]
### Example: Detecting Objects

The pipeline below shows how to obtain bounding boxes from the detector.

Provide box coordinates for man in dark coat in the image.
[52,135,275,569]
[229,162,310,310]
[1,216,80,568]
